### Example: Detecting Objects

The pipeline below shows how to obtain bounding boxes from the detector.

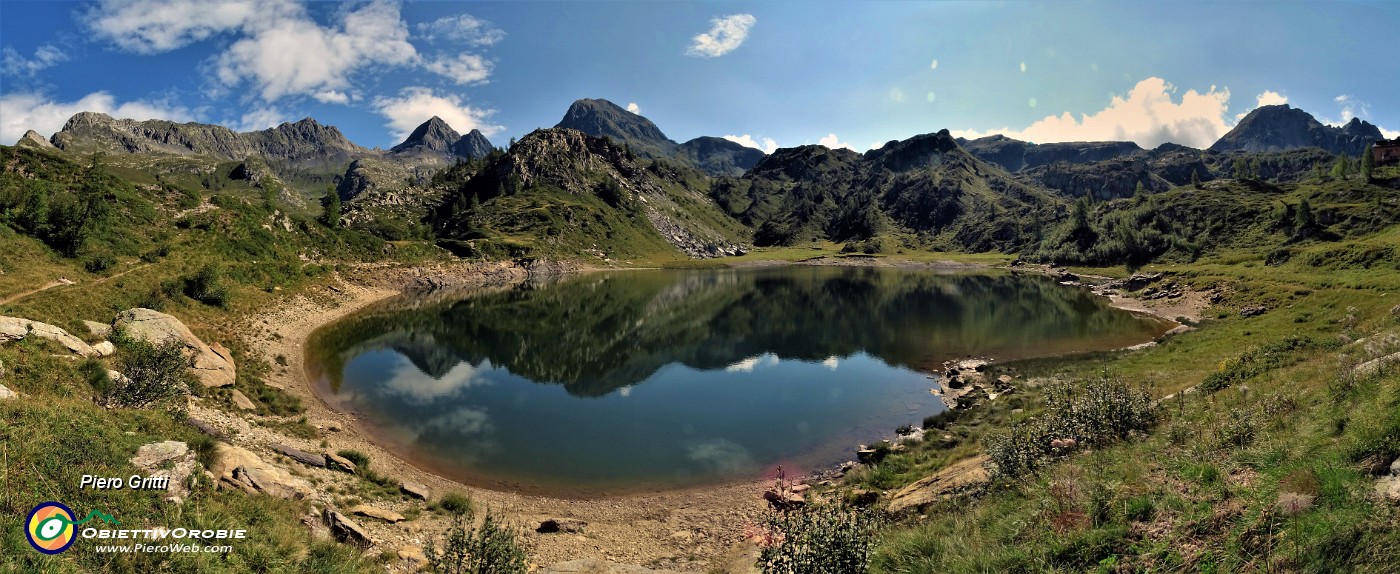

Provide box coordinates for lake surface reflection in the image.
[307,267,1171,494]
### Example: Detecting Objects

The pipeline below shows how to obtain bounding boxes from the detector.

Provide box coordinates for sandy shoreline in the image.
[220,261,768,572]
[206,258,1206,572]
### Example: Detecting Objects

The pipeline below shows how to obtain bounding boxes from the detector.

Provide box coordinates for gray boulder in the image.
[0,316,97,356]
[113,308,235,388]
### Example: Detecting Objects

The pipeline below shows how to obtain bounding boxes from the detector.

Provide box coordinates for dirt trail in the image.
[0,278,72,306]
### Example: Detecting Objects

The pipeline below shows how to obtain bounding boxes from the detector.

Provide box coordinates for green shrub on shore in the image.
[756,503,881,574]
[426,506,528,574]
[984,376,1156,480]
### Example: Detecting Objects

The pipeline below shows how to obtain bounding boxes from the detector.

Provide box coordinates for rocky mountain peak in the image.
[1210,104,1380,157]
[392,116,462,154]
[555,98,675,157]
[453,129,494,159]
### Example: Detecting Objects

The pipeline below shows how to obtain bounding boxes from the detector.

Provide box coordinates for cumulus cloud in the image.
[216,0,417,101]
[423,53,492,85]
[1255,90,1288,107]
[723,133,778,153]
[1330,94,1371,125]
[819,133,855,150]
[228,106,286,132]
[0,91,193,144]
[950,77,1233,149]
[374,87,502,143]
[416,13,505,46]
[87,0,419,102]
[626,102,640,114]
[2,45,68,76]
[84,0,301,54]
[312,90,350,104]
[686,14,755,57]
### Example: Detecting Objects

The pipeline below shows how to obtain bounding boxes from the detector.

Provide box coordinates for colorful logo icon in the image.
[25,502,119,554]
[26,502,78,554]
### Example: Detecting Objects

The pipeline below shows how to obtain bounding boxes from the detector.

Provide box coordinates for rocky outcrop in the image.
[325,452,357,474]
[113,308,235,388]
[886,455,991,514]
[323,509,373,546]
[0,316,97,356]
[16,129,58,150]
[209,443,312,500]
[129,441,196,500]
[271,444,326,468]
[230,389,256,411]
[0,384,17,400]
[400,480,430,500]
[349,505,404,523]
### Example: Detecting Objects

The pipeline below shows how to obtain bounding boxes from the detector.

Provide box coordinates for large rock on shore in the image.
[130,441,196,500]
[0,316,96,356]
[886,455,991,514]
[209,443,312,499]
[113,308,235,388]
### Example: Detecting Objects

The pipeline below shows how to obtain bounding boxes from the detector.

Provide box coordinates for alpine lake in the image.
[306,266,1174,496]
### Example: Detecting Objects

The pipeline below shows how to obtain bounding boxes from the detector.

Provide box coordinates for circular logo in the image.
[26,502,77,554]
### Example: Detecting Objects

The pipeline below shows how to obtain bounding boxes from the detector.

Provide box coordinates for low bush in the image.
[984,376,1156,480]
[436,492,474,516]
[426,507,528,574]
[105,338,190,410]
[755,503,881,573]
[184,263,231,307]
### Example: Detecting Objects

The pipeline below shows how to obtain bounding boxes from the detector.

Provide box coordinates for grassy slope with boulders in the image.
[0,144,453,572]
[847,170,1400,572]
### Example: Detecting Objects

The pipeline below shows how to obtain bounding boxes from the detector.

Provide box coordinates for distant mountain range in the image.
[7,97,1392,260]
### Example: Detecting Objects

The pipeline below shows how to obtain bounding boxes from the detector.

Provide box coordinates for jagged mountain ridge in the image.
[710,129,1063,251]
[50,112,366,172]
[430,127,748,259]
[554,98,765,176]
[389,116,494,161]
[1210,104,1382,157]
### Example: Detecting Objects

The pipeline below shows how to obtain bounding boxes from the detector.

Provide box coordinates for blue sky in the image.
[2,1,1397,152]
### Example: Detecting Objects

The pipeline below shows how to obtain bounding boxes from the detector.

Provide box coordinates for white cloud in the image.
[819,133,855,150]
[423,53,492,85]
[626,102,640,114]
[0,91,193,145]
[313,90,350,104]
[1381,128,1400,139]
[374,87,501,143]
[929,58,938,71]
[686,14,755,58]
[87,0,419,103]
[216,0,418,102]
[820,356,839,370]
[1255,90,1287,107]
[382,359,490,404]
[950,77,1233,149]
[2,45,69,76]
[416,14,505,46]
[1329,94,1372,125]
[229,106,285,132]
[723,134,778,153]
[84,0,301,54]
